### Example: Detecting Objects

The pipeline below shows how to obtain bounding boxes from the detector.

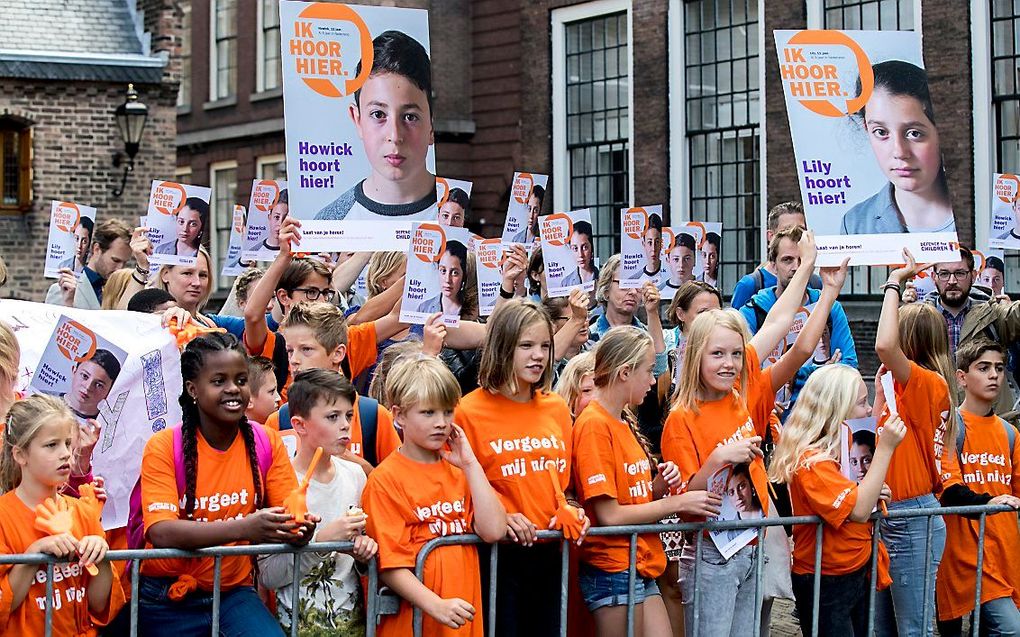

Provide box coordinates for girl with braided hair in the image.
[137,332,316,636]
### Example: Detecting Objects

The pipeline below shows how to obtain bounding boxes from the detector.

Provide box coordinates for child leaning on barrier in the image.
[258,369,378,637]
[769,365,905,637]
[936,338,1020,637]
[363,357,506,637]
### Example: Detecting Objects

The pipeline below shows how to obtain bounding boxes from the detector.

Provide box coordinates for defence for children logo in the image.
[779,30,873,117]
[290,2,374,99]
[411,223,446,263]
[995,174,1020,204]
[623,207,648,239]
[542,214,573,247]
[55,320,98,363]
[251,180,281,213]
[53,202,81,234]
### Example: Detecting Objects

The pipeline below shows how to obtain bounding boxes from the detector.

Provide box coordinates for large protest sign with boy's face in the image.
[280,2,436,252]
[476,237,504,316]
[45,201,97,278]
[4,301,181,529]
[774,30,959,265]
[222,205,249,277]
[707,463,761,560]
[243,180,288,261]
[620,206,665,289]
[145,180,212,266]
[540,209,597,298]
[502,172,550,246]
[658,222,723,300]
[400,222,474,326]
[840,417,877,483]
[989,174,1020,249]
[436,177,472,228]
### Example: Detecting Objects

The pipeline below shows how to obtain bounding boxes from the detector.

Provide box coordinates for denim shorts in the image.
[578,563,661,612]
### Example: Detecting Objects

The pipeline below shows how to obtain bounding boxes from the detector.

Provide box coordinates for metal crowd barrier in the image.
[1,504,1015,637]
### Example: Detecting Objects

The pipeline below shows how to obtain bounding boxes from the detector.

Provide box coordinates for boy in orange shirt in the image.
[937,339,1020,636]
[364,356,506,637]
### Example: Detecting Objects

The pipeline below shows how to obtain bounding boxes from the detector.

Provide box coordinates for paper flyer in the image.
[501,171,549,245]
[476,237,504,316]
[880,370,897,416]
[658,222,723,299]
[620,205,665,289]
[774,30,959,265]
[707,463,761,560]
[399,222,473,326]
[243,179,288,261]
[44,201,97,278]
[436,176,472,227]
[540,208,596,298]
[222,205,249,277]
[988,173,1020,249]
[145,180,212,266]
[976,247,1006,296]
[840,417,877,483]
[280,1,436,251]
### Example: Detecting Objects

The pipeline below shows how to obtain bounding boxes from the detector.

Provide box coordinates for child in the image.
[258,369,379,635]
[246,356,280,426]
[455,299,586,637]
[0,394,124,635]
[936,339,1020,636]
[554,351,595,417]
[572,326,722,636]
[363,357,506,636]
[769,364,905,636]
[137,333,315,637]
[0,319,21,419]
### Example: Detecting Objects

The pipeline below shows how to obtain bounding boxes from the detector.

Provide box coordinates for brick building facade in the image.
[0,0,182,301]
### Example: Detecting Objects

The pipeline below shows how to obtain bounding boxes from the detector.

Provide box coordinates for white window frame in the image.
[550,0,634,215]
[209,160,238,289]
[174,166,192,180]
[971,0,993,251]
[255,0,281,93]
[256,153,287,180]
[807,0,921,29]
[209,0,236,101]
[177,2,192,107]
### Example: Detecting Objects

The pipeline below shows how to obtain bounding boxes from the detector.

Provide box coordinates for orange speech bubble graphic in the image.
[622,208,648,240]
[251,180,281,213]
[477,238,502,269]
[685,222,708,248]
[995,174,1020,204]
[542,213,573,247]
[436,178,450,206]
[233,205,247,234]
[512,173,535,205]
[53,202,81,234]
[55,320,98,364]
[152,182,187,216]
[661,227,676,253]
[411,223,447,264]
[781,30,873,117]
[291,3,374,99]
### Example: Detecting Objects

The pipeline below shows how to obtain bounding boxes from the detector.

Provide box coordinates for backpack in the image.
[126,423,273,550]
[277,395,380,466]
[747,294,833,336]
[749,266,822,296]
[955,409,1017,462]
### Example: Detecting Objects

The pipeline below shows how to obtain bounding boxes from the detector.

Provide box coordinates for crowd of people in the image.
[1,198,1020,637]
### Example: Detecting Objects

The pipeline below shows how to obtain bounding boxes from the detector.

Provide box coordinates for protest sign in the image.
[976,247,1007,296]
[989,173,1020,249]
[774,30,959,265]
[437,177,472,227]
[502,172,550,245]
[280,1,436,251]
[222,205,249,277]
[243,179,288,261]
[2,300,181,529]
[44,201,97,278]
[540,209,596,298]
[707,463,761,560]
[476,237,504,316]
[145,180,212,266]
[620,205,665,289]
[840,417,877,482]
[760,301,820,409]
[658,222,723,299]
[400,222,473,326]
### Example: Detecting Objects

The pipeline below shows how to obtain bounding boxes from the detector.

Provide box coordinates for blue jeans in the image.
[578,562,661,612]
[678,539,758,637]
[136,576,284,637]
[938,596,1020,637]
[876,494,946,637]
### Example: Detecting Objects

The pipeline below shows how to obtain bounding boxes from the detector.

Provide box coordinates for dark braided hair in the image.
[179,332,263,519]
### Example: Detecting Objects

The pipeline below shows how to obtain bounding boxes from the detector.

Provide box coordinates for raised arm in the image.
[331,252,372,295]
[875,249,923,385]
[748,231,817,357]
[245,219,299,351]
[115,226,154,310]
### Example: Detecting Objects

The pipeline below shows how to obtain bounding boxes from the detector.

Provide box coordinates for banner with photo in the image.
[44,201,97,278]
[501,172,549,245]
[975,247,1007,296]
[1,300,182,530]
[399,222,474,326]
[655,222,723,299]
[222,205,249,277]
[540,209,597,298]
[436,177,472,227]
[243,179,288,261]
[840,417,877,483]
[280,1,435,252]
[774,30,959,265]
[145,180,212,267]
[989,173,1020,249]
[476,237,504,316]
[620,205,665,289]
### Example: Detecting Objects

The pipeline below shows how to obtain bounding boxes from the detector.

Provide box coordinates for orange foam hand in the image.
[168,317,225,351]
[77,483,104,522]
[545,463,584,542]
[284,447,323,525]
[34,497,99,575]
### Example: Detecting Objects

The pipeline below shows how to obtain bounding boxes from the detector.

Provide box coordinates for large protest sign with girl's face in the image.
[707,463,762,559]
[436,177,472,228]
[502,172,550,246]
[620,205,665,289]
[774,30,959,265]
[989,174,1020,249]
[243,179,288,261]
[44,201,97,278]
[280,2,436,252]
[145,180,212,266]
[400,222,474,326]
[540,209,597,298]
[222,205,249,277]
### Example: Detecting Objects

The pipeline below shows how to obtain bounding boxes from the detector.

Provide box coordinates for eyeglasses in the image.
[933,270,971,282]
[292,287,336,302]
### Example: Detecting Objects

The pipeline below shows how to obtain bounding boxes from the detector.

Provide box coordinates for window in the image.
[822,0,914,30]
[257,154,287,180]
[0,119,31,213]
[210,0,238,100]
[174,165,192,180]
[992,1,1020,290]
[257,0,283,92]
[683,0,760,291]
[177,3,192,107]
[553,3,632,260]
[209,161,238,290]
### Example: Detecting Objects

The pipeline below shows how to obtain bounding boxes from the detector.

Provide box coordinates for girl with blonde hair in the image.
[769,365,905,636]
[0,320,20,419]
[554,351,595,417]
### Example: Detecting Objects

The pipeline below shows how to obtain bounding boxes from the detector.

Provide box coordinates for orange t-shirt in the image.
[266,394,401,463]
[363,451,481,637]
[139,425,298,590]
[0,492,126,636]
[878,362,963,501]
[572,400,666,578]
[936,410,1020,620]
[244,321,379,403]
[661,345,774,515]
[455,389,573,526]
